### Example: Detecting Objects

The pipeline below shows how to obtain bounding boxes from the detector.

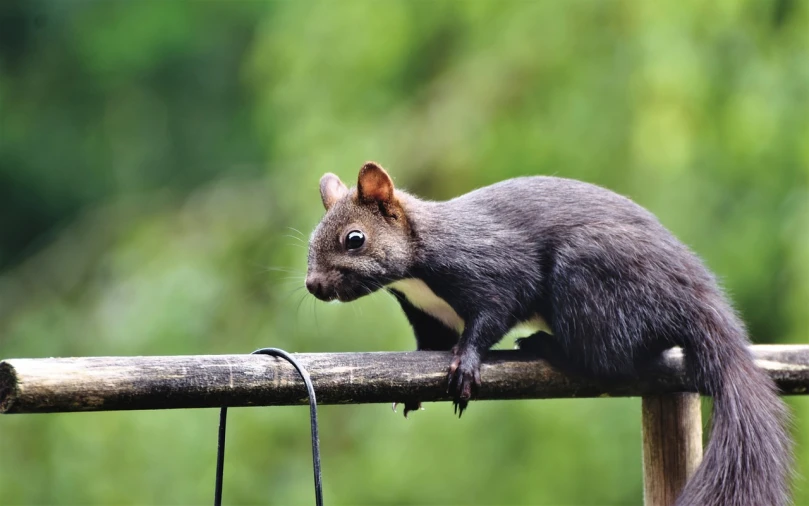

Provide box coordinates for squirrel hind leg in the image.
[516,331,654,382]
[513,331,553,353]
[515,332,589,377]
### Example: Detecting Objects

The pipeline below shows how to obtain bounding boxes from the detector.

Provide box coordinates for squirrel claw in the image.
[394,401,422,418]
[446,349,481,417]
[454,399,469,417]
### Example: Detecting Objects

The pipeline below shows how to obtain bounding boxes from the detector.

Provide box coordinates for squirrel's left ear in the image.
[357,162,394,204]
[320,173,348,210]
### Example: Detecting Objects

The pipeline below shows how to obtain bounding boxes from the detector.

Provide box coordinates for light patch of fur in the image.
[389,278,552,336]
[388,279,465,333]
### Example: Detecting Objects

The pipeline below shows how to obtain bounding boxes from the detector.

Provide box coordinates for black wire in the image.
[214,348,323,506]
[214,406,228,505]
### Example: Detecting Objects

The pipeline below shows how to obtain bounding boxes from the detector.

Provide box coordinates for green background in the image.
[1,1,807,504]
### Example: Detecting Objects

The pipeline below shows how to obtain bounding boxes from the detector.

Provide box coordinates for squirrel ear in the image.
[320,173,348,210]
[357,162,394,204]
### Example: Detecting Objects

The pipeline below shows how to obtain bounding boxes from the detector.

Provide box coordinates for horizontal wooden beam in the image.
[1,345,808,414]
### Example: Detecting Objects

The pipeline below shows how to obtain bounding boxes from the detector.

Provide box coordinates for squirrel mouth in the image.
[312,288,352,303]
[335,291,360,303]
[307,281,376,303]
[335,284,377,303]
[307,285,335,302]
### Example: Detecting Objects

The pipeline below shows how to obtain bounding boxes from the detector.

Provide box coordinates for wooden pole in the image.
[642,393,703,506]
[1,345,808,414]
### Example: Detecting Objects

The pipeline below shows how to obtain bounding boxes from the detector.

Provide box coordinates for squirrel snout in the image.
[305,273,330,301]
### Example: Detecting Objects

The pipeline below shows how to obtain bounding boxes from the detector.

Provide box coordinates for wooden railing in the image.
[2,345,808,506]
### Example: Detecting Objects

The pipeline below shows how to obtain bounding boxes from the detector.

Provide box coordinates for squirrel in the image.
[305,161,791,506]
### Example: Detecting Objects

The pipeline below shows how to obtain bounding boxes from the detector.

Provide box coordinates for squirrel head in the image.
[306,162,415,302]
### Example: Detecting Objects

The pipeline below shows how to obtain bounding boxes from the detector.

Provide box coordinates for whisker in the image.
[312,296,323,339]
[282,285,307,299]
[287,227,306,238]
[283,234,306,244]
[295,291,309,318]
[258,266,303,274]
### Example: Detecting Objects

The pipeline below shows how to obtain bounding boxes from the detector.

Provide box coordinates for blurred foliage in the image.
[1,0,808,504]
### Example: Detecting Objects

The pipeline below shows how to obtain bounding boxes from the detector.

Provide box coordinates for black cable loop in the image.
[215,348,323,506]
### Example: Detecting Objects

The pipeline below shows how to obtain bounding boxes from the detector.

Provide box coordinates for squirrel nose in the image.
[305,274,326,300]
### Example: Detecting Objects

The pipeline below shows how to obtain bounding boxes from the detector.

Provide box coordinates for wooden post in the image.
[641,393,703,506]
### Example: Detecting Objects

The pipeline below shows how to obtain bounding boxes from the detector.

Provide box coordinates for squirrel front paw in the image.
[446,347,482,417]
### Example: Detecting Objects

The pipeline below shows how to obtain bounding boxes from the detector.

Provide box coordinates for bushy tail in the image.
[676,311,792,506]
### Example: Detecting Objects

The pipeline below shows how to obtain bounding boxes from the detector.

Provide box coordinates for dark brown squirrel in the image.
[305,161,791,506]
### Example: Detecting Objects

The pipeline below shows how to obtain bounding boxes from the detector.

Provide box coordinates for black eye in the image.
[345,230,365,250]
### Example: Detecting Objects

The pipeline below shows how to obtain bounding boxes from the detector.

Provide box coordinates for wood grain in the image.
[642,393,703,506]
[1,345,808,414]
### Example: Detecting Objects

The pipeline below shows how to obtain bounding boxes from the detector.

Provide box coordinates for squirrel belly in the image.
[387,279,465,333]
[387,278,553,337]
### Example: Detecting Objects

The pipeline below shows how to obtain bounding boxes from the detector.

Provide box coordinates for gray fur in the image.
[307,166,792,506]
